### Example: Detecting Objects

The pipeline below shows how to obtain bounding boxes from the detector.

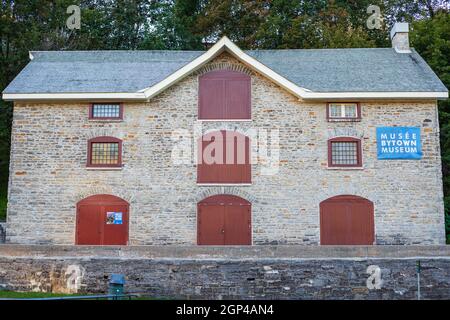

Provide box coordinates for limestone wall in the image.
[6,53,445,245]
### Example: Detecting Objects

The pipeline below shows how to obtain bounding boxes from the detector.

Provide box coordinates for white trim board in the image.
[301,91,448,100]
[2,92,146,101]
[137,36,312,100]
[3,91,447,102]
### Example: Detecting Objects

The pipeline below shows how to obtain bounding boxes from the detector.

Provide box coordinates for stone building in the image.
[2,23,448,245]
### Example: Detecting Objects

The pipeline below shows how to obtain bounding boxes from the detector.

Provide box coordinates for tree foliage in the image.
[0,1,449,235]
[410,10,450,242]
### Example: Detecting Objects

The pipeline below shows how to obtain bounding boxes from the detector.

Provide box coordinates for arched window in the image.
[87,136,122,168]
[328,137,362,168]
[198,70,251,120]
[197,194,251,245]
[320,195,374,245]
[197,130,251,184]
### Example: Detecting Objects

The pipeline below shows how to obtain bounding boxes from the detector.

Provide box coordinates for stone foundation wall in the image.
[0,245,449,299]
[0,223,5,244]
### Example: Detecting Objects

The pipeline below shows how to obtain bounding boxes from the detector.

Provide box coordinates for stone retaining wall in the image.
[0,223,5,244]
[0,245,449,299]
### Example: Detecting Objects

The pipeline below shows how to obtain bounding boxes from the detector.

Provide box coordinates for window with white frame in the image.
[89,103,123,120]
[327,103,360,121]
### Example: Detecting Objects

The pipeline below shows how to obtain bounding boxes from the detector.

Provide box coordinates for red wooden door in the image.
[76,195,129,245]
[198,195,251,245]
[224,204,251,245]
[103,204,129,245]
[76,204,102,245]
[320,195,374,245]
[198,204,225,245]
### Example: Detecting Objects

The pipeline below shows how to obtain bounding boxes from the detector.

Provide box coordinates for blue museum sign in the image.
[376,127,422,160]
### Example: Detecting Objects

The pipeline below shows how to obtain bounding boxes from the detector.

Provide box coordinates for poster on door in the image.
[106,212,123,225]
[376,127,422,160]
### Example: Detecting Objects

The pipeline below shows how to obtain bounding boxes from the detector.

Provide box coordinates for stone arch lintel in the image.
[195,187,256,203]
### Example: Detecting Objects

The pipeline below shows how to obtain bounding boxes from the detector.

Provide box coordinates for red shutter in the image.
[199,78,225,119]
[198,70,250,119]
[198,133,224,183]
[225,79,251,119]
[198,130,251,184]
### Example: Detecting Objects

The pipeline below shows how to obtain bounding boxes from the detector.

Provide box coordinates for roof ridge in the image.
[247,47,398,52]
[31,47,404,54]
[30,50,206,53]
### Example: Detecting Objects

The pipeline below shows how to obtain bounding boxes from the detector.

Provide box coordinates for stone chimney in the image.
[390,22,410,52]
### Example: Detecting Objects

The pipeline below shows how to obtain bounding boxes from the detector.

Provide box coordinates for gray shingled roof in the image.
[3,48,447,94]
[248,48,447,92]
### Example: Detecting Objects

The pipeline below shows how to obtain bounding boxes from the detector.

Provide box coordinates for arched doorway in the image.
[197,194,251,245]
[320,195,374,245]
[76,194,129,245]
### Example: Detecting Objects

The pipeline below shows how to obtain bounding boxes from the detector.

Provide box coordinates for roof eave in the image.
[3,90,447,102]
[301,91,449,101]
[2,92,147,102]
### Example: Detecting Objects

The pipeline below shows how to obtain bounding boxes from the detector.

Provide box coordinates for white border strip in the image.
[302,91,448,99]
[3,91,447,102]
[139,36,312,99]
[2,92,147,101]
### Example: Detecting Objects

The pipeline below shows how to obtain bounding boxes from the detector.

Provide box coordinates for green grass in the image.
[0,291,83,299]
[0,291,158,300]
